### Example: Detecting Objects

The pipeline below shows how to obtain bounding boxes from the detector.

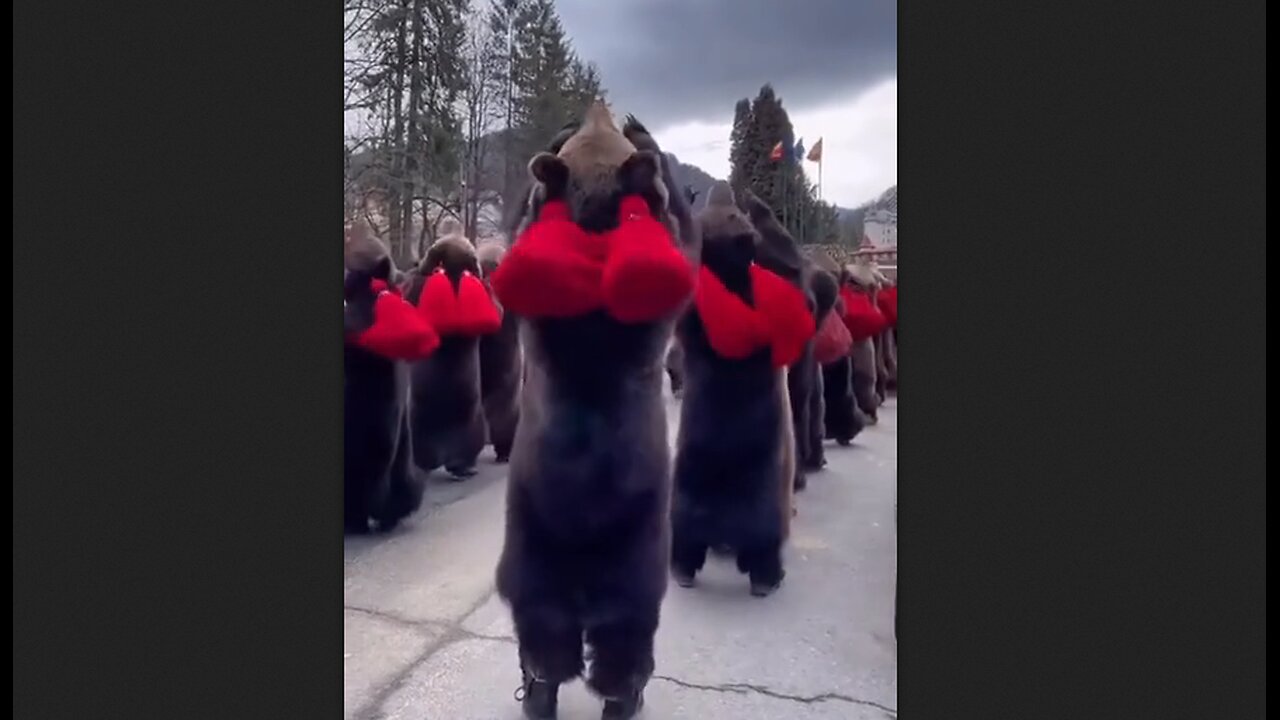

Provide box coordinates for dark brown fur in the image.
[739,190,836,487]
[821,295,864,445]
[476,241,522,463]
[669,182,794,595]
[405,234,487,478]
[843,264,884,422]
[495,104,699,710]
[882,325,897,391]
[343,243,424,532]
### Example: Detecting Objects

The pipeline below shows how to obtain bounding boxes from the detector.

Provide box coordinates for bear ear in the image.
[529,152,569,196]
[619,150,660,192]
[621,113,659,154]
[344,266,374,299]
[618,150,669,213]
[740,188,777,224]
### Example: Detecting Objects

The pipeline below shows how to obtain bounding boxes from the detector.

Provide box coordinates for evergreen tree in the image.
[495,0,604,212]
[347,0,610,249]
[732,83,833,245]
[728,98,752,193]
[565,58,603,117]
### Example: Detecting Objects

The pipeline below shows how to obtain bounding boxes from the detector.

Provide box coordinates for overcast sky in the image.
[555,0,897,207]
[344,1,896,208]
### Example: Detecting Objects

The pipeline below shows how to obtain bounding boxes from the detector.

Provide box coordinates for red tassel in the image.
[693,266,769,359]
[813,309,853,364]
[840,287,888,341]
[490,200,605,318]
[417,270,502,336]
[491,196,694,323]
[693,264,814,368]
[453,272,502,335]
[351,285,440,360]
[877,286,898,326]
[601,195,695,323]
[750,265,815,367]
[417,270,459,331]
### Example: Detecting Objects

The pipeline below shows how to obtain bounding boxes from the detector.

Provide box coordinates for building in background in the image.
[862,186,897,248]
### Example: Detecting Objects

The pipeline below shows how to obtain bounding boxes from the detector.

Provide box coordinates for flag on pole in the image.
[769,141,784,161]
[794,138,806,162]
[806,137,824,162]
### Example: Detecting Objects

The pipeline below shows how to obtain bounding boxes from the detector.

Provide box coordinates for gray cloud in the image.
[555,0,897,128]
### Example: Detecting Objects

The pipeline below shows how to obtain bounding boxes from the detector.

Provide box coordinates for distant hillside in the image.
[666,154,718,208]
[836,185,895,226]
[671,156,893,223]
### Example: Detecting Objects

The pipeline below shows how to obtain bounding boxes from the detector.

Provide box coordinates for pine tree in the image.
[484,0,530,215]
[735,83,831,244]
[565,58,603,118]
[728,98,752,193]
[501,0,604,211]
[747,84,797,230]
[347,0,609,247]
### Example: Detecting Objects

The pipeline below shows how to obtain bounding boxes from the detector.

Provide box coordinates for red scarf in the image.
[490,195,695,323]
[876,285,897,327]
[415,269,502,337]
[813,309,853,364]
[840,286,889,341]
[348,280,440,360]
[694,264,815,368]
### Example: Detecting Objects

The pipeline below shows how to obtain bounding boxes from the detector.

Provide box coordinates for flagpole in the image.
[782,162,788,229]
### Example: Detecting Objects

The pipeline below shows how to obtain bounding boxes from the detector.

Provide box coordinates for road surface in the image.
[344,394,898,719]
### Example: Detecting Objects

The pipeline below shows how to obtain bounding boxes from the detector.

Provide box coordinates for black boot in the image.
[671,566,696,588]
[516,670,558,719]
[803,453,827,471]
[446,464,478,480]
[750,569,786,598]
[601,688,644,720]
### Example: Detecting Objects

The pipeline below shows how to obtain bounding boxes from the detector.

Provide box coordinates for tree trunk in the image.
[387,1,409,266]
[398,0,425,268]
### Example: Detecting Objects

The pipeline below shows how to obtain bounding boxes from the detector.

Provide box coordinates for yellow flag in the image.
[806,138,824,162]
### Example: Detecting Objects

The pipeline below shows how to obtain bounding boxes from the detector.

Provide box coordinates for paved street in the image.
[344,394,898,720]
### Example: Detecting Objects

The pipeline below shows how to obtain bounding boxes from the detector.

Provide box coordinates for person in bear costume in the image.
[820,290,866,446]
[343,231,437,533]
[476,240,522,463]
[738,190,838,489]
[873,270,898,396]
[799,247,843,470]
[490,102,699,720]
[404,222,502,479]
[805,249,861,446]
[669,181,814,597]
[840,263,890,424]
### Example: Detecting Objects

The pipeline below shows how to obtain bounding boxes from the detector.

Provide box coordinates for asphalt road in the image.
[344,394,898,719]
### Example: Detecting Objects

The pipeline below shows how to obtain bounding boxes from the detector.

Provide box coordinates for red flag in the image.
[769,141,784,161]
